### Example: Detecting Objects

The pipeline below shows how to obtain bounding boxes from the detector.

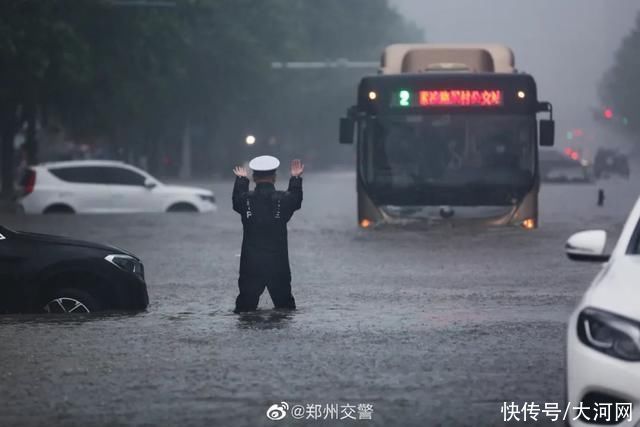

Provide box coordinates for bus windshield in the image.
[360,114,536,205]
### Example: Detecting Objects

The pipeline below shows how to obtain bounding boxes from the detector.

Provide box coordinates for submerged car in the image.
[0,225,148,313]
[564,196,640,426]
[539,149,591,183]
[594,149,630,180]
[18,160,216,214]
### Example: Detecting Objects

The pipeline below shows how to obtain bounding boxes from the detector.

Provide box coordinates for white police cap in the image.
[249,155,280,172]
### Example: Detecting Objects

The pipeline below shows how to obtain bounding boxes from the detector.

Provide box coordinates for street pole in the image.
[179,120,192,180]
[268,59,377,169]
[106,0,177,7]
[270,60,378,70]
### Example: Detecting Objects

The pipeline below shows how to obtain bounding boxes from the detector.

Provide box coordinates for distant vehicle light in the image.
[604,108,614,119]
[360,219,372,228]
[368,91,377,100]
[521,218,536,230]
[245,135,256,145]
[571,152,579,161]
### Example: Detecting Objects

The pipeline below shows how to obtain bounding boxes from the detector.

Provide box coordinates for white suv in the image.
[18,160,216,214]
[564,196,640,426]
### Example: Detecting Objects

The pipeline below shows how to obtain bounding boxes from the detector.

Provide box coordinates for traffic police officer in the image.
[232,156,304,312]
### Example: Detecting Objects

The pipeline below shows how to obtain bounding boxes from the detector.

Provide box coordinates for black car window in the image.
[49,166,107,184]
[103,167,146,186]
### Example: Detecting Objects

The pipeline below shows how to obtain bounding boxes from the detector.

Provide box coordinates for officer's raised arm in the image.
[232,166,249,214]
[285,159,304,212]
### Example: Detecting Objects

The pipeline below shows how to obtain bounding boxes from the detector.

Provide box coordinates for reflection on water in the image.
[236,309,296,330]
[0,311,144,326]
[0,305,301,335]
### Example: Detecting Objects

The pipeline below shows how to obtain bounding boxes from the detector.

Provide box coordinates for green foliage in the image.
[0,0,423,178]
[600,11,640,136]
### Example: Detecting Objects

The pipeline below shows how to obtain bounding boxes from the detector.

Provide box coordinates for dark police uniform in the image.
[232,175,303,312]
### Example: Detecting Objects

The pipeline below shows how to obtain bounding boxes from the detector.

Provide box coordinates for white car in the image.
[565,196,640,426]
[18,160,216,214]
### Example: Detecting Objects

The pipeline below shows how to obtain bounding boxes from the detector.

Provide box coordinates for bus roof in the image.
[360,72,535,86]
[381,44,516,74]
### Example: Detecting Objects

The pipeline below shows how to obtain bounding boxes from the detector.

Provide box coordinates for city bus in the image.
[339,45,555,229]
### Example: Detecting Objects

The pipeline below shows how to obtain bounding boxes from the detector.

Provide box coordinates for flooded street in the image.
[0,171,636,427]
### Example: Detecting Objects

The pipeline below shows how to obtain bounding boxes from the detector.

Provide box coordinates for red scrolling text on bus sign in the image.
[418,90,503,107]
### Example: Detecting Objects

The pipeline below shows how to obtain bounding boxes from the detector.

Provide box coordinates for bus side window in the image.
[360,121,374,182]
[373,121,392,172]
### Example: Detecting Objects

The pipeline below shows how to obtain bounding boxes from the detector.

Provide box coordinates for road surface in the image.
[0,172,637,426]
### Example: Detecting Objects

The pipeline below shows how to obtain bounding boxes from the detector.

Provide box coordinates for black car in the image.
[0,226,148,313]
[539,149,592,183]
[594,148,630,179]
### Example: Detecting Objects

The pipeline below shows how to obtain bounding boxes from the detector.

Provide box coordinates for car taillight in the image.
[21,169,36,195]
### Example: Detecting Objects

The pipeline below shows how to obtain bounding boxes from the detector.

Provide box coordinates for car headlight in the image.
[105,254,145,281]
[199,194,215,203]
[577,307,640,361]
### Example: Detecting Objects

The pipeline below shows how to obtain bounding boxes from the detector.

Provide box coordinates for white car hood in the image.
[160,185,213,196]
[583,256,640,321]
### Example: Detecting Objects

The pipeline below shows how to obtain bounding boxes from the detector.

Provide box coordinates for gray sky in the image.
[389,0,639,128]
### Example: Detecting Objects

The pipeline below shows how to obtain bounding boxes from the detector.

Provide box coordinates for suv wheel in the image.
[43,204,75,214]
[167,203,198,213]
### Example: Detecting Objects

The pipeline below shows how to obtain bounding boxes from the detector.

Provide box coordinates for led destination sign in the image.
[392,89,504,108]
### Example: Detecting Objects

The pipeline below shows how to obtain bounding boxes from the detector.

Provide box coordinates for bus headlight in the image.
[521,218,536,229]
[360,219,373,228]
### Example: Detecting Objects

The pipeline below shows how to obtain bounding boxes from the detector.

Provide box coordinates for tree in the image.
[599,11,640,138]
[0,0,95,196]
[256,0,423,168]
[0,0,422,198]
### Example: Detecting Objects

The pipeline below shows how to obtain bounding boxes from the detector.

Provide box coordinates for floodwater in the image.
[0,171,636,426]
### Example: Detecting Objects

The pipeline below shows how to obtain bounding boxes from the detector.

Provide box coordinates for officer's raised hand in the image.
[233,166,248,178]
[291,159,304,177]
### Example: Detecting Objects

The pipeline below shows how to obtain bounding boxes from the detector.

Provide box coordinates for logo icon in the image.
[266,402,289,421]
